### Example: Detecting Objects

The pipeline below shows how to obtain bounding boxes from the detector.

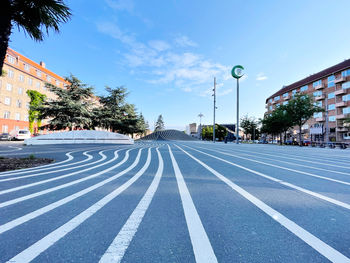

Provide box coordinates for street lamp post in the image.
[231,65,244,144]
[213,77,217,143]
[198,113,204,140]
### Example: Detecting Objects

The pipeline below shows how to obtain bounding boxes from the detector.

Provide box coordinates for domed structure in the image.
[25,130,134,145]
[140,129,197,141]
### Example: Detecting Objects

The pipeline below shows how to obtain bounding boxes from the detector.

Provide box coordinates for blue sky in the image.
[9,0,350,130]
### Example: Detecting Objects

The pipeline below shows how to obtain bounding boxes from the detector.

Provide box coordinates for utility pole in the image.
[213,77,217,143]
[198,113,204,140]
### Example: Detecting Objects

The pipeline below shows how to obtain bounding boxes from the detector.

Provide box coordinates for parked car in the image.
[302,140,311,146]
[12,130,31,140]
[285,140,299,145]
[258,139,268,144]
[0,133,11,141]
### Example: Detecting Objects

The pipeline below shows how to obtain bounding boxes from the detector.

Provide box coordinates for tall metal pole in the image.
[236,78,239,144]
[213,77,216,143]
[325,96,329,143]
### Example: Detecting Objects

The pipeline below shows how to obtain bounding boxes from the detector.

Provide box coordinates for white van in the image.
[13,130,31,140]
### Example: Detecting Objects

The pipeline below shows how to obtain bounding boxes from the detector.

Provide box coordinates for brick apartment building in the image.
[265,59,350,142]
[0,48,69,134]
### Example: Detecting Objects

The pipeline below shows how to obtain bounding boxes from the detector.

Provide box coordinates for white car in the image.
[13,130,31,140]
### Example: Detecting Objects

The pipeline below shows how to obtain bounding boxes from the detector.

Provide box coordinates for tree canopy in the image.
[155,115,165,131]
[0,0,71,73]
[26,90,46,134]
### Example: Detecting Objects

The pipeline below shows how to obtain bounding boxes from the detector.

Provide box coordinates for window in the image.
[283,101,288,105]
[3,111,10,119]
[47,75,51,82]
[313,91,322,97]
[28,78,33,86]
[7,55,15,64]
[302,124,309,130]
[15,113,20,121]
[343,107,350,114]
[342,81,350,90]
[328,104,335,110]
[24,115,29,122]
[24,63,30,71]
[36,82,40,89]
[56,80,60,86]
[283,92,289,98]
[14,126,19,131]
[313,80,322,87]
[26,102,30,110]
[342,69,350,77]
[19,74,24,82]
[274,96,280,101]
[329,116,336,122]
[343,94,350,102]
[313,112,322,118]
[4,97,11,105]
[269,105,273,111]
[300,85,308,92]
[18,87,23,95]
[16,100,22,108]
[269,98,272,103]
[8,69,14,78]
[2,125,8,133]
[6,83,12,91]
[36,70,42,77]
[328,92,335,99]
[314,101,322,107]
[292,89,297,95]
[328,75,335,87]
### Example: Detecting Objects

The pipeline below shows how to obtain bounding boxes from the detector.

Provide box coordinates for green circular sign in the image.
[231,65,244,79]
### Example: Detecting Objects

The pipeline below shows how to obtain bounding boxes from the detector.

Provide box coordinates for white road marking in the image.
[181,145,350,211]
[168,145,218,263]
[0,148,146,234]
[99,148,163,263]
[0,151,75,176]
[176,145,350,263]
[0,148,133,208]
[0,150,109,194]
[6,147,152,263]
[192,145,350,187]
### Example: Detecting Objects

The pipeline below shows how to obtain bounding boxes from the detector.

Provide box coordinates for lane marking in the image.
[181,145,350,211]
[0,148,145,233]
[168,145,218,263]
[176,145,350,263]
[99,148,163,263]
[191,145,350,187]
[0,148,133,208]
[6,147,152,263]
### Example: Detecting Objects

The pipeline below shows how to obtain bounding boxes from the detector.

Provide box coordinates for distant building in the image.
[265,59,350,142]
[0,48,69,134]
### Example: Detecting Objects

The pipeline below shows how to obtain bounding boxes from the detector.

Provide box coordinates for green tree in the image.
[0,0,71,74]
[155,115,165,131]
[240,115,259,140]
[135,113,148,136]
[26,90,46,134]
[285,93,324,146]
[37,75,94,130]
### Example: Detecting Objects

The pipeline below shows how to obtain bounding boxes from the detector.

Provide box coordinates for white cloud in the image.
[148,40,171,51]
[105,0,134,12]
[97,21,231,96]
[256,72,268,81]
[174,35,197,47]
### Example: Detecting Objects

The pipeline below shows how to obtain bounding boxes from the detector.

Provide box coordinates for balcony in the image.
[315,117,325,122]
[334,76,346,84]
[314,84,324,90]
[314,95,325,101]
[283,96,289,100]
[335,89,347,96]
[272,100,277,104]
[336,114,346,119]
[337,127,349,132]
[336,101,347,107]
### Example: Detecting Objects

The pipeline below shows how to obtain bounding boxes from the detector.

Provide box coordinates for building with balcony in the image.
[0,48,69,134]
[265,59,350,142]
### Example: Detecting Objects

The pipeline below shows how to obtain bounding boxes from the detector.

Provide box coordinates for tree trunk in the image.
[299,125,302,147]
[279,132,282,145]
[0,0,12,75]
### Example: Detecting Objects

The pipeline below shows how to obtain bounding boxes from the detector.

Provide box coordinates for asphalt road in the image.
[1,141,350,262]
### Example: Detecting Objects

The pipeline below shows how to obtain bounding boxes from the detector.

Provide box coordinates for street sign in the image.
[231,65,244,79]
